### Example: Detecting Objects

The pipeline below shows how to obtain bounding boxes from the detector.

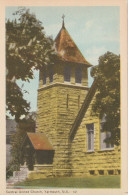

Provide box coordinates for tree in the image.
[6,7,58,121]
[91,51,120,145]
[6,113,36,177]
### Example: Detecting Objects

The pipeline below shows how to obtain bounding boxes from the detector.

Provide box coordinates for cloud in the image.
[86,46,107,56]
[73,17,119,46]
[85,46,107,65]
[85,20,94,30]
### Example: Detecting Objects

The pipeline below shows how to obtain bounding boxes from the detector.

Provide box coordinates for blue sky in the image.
[6,6,120,113]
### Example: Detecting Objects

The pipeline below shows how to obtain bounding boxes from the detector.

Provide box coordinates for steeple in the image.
[55,20,92,66]
[62,14,65,28]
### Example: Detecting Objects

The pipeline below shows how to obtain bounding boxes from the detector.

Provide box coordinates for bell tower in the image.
[36,18,92,176]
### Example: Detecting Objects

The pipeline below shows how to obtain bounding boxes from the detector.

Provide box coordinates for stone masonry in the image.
[36,62,89,177]
[70,97,120,177]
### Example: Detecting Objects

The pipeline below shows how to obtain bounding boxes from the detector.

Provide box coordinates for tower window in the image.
[43,71,46,85]
[75,67,82,84]
[49,68,54,83]
[86,123,94,151]
[64,66,71,82]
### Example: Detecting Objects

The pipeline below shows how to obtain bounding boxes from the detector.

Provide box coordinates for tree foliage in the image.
[91,51,120,145]
[6,8,57,121]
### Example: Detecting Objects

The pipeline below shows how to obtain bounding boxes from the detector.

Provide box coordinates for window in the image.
[64,66,71,82]
[75,67,82,84]
[86,123,94,151]
[49,68,53,83]
[43,71,46,85]
[98,170,104,175]
[100,122,114,150]
[89,170,95,175]
[108,170,114,175]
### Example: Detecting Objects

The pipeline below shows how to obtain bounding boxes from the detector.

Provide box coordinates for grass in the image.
[15,175,120,188]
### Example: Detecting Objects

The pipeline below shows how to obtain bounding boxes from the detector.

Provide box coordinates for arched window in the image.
[49,68,54,83]
[64,66,71,82]
[75,67,82,84]
[43,70,46,85]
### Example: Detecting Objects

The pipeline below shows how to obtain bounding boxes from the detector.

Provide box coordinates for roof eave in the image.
[57,57,92,67]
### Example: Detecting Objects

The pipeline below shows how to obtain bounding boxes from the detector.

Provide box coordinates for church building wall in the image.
[36,62,89,177]
[70,97,121,177]
[54,84,88,176]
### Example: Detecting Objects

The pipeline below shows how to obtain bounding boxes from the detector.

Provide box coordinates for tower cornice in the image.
[38,82,89,92]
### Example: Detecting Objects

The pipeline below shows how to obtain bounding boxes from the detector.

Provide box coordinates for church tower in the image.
[36,18,91,176]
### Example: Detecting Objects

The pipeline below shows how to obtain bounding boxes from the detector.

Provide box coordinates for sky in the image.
[6,6,120,113]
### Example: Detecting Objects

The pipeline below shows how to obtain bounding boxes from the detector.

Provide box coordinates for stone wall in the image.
[36,82,88,177]
[70,98,121,177]
[54,84,88,176]
[28,165,54,179]
[36,61,89,177]
[37,85,57,146]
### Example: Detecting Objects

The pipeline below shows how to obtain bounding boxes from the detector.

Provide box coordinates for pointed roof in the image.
[55,23,92,67]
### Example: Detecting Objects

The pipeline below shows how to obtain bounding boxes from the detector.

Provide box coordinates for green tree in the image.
[6,113,36,177]
[91,51,120,145]
[6,7,57,121]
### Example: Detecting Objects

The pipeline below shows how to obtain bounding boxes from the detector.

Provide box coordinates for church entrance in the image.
[21,133,54,170]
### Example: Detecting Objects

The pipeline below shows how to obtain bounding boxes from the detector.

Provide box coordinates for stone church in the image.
[22,19,120,179]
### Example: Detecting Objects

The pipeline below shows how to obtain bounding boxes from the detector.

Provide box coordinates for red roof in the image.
[55,26,91,66]
[27,133,54,150]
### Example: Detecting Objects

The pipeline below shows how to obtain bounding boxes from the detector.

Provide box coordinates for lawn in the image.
[15,175,120,188]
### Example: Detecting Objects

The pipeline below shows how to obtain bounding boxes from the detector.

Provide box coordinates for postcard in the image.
[0,0,128,194]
